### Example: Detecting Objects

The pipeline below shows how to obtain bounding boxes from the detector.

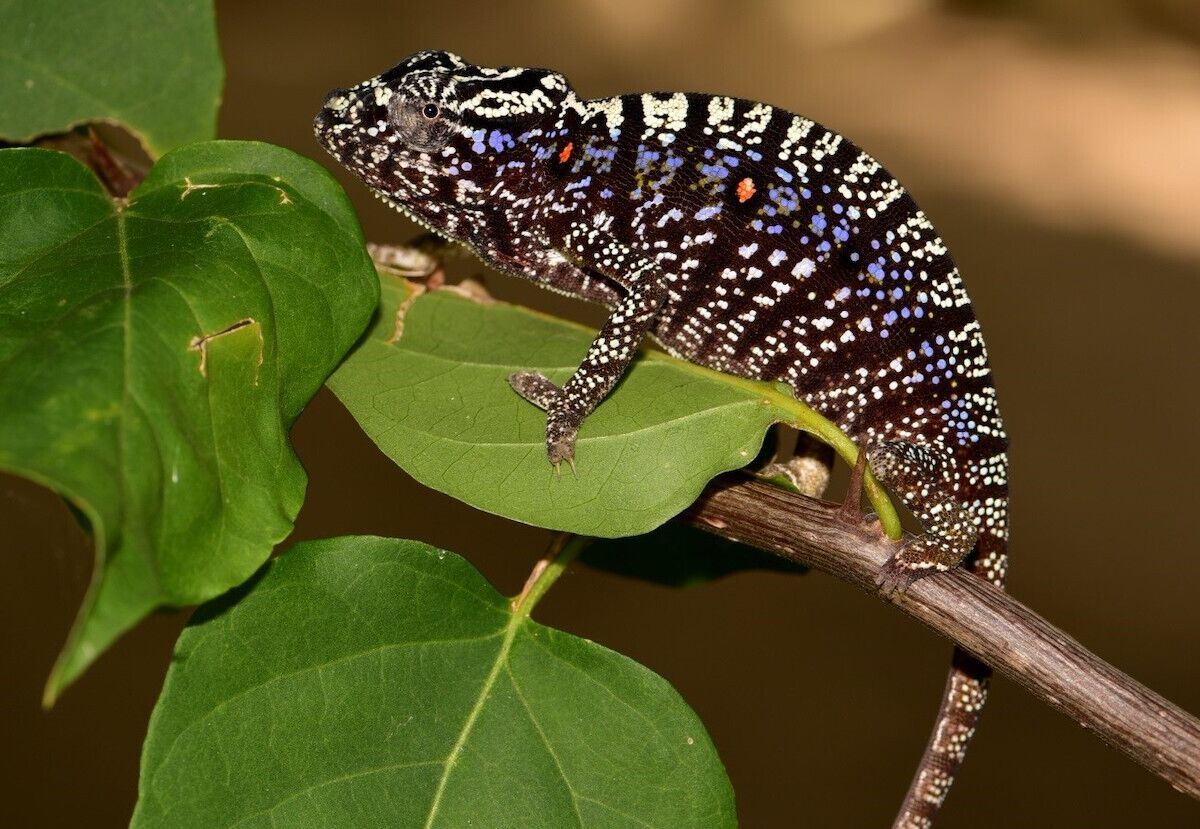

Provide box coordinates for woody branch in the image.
[680,473,1200,800]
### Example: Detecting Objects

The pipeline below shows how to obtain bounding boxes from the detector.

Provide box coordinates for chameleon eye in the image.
[422,103,441,119]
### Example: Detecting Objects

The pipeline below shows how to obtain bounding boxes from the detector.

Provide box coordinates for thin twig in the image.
[680,473,1200,800]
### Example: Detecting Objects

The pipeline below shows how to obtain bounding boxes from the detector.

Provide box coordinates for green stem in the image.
[511,533,587,616]
[640,352,902,539]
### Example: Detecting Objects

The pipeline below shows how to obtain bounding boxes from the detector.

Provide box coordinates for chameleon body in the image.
[316,51,1009,828]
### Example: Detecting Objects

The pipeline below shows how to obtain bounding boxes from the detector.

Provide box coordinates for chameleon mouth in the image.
[370,190,452,242]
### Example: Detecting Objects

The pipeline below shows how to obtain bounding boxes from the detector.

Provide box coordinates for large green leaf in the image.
[135,536,736,828]
[0,0,222,156]
[0,143,377,702]
[329,272,899,539]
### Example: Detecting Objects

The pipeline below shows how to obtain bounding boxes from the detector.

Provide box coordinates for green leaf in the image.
[0,143,378,702]
[134,536,736,828]
[329,272,900,539]
[0,0,223,156]
[583,524,806,588]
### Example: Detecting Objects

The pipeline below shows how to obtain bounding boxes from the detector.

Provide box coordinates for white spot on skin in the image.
[792,258,816,279]
[641,92,689,135]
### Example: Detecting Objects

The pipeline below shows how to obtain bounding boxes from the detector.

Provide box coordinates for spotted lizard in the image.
[315,50,1009,828]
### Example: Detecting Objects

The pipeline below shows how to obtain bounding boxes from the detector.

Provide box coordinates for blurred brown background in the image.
[3,0,1200,825]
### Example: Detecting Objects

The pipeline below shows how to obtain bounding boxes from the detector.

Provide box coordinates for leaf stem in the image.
[512,533,586,616]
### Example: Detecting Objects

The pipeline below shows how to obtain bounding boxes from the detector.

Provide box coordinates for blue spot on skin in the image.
[768,225,783,234]
[703,149,714,159]
[472,142,486,154]
[701,164,728,179]
[921,341,934,357]
[891,288,904,300]
[833,227,849,243]
[832,204,844,214]
[849,252,861,262]
[751,218,764,230]
[822,184,832,194]
[775,167,793,182]
[722,155,739,167]
[811,213,827,233]
[600,188,613,199]
[770,187,800,212]
[914,307,925,318]
[801,188,812,199]
[883,311,898,325]
[746,149,762,161]
[461,161,472,171]
[636,145,662,171]
[488,130,508,152]
[867,262,884,278]
[694,205,721,220]
[666,155,684,170]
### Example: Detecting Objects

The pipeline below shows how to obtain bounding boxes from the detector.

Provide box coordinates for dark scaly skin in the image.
[315,51,1010,828]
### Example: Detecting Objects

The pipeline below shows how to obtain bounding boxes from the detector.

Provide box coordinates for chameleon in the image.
[315,50,1009,828]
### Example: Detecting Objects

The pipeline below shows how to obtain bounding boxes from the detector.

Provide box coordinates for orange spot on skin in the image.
[558,142,573,163]
[736,177,756,202]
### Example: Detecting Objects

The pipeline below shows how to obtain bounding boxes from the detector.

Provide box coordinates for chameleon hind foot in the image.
[876,538,954,596]
[868,441,979,596]
[508,371,580,472]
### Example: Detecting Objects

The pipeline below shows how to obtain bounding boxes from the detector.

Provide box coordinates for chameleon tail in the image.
[891,531,1008,828]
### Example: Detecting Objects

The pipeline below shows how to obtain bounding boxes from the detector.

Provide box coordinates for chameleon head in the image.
[314,49,573,240]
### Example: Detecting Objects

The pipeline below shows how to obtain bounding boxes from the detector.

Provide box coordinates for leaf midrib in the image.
[422,607,527,828]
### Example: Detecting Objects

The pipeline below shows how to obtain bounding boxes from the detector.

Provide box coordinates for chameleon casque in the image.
[315,50,1009,828]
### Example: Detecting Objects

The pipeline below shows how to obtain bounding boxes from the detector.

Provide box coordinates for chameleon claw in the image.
[875,558,920,597]
[550,456,577,478]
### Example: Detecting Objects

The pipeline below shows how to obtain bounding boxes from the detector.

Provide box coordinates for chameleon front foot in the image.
[545,417,579,475]
[508,371,559,411]
[508,371,581,473]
